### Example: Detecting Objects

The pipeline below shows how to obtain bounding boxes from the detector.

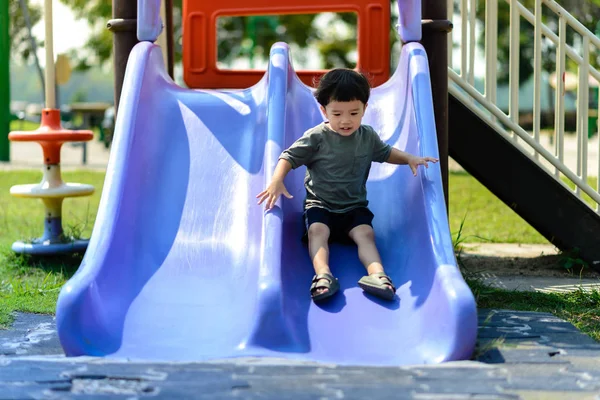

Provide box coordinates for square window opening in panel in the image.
[216,12,358,72]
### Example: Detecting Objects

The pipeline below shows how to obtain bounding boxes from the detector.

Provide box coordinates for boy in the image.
[256,68,438,302]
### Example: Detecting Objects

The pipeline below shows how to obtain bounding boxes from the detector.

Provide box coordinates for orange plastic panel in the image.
[182,0,390,89]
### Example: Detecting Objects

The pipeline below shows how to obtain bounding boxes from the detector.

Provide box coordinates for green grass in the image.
[468,277,600,342]
[0,253,84,327]
[0,170,105,328]
[448,170,599,244]
[448,171,549,244]
[9,119,41,132]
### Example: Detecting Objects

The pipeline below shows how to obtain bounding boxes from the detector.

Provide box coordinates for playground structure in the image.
[55,0,478,365]
[181,0,393,88]
[7,0,95,255]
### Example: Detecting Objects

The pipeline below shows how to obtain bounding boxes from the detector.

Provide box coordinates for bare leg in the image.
[308,222,332,296]
[349,225,393,291]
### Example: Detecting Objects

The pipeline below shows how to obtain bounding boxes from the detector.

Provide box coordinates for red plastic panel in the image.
[182,0,390,88]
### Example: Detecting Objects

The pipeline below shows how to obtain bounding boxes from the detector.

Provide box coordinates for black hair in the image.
[314,68,371,107]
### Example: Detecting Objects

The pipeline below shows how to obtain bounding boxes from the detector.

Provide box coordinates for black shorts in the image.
[303,207,374,242]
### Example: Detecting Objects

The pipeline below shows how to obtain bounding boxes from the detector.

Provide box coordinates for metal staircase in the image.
[447,0,600,266]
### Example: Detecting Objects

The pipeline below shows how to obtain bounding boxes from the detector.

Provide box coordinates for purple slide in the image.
[56,41,477,366]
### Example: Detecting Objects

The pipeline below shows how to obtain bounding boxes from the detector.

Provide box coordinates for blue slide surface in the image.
[56,41,477,366]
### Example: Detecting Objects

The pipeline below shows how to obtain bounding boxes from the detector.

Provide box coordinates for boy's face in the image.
[320,100,367,136]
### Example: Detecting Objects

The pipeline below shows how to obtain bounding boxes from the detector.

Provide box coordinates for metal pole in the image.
[422,0,452,208]
[44,0,55,109]
[0,0,9,161]
[165,0,174,79]
[107,0,138,116]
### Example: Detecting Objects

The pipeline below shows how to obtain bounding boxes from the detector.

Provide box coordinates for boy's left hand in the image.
[408,156,438,176]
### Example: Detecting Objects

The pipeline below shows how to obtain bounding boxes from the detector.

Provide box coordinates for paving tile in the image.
[0,309,598,398]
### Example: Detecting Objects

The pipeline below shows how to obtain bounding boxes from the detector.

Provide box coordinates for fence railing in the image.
[448,0,600,213]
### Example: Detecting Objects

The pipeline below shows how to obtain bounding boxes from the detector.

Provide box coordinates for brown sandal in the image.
[310,273,340,302]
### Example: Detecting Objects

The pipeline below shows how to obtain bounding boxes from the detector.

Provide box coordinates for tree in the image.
[9,0,42,64]
[58,0,112,70]
[216,13,360,69]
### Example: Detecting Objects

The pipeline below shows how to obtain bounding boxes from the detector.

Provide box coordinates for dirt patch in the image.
[457,243,600,279]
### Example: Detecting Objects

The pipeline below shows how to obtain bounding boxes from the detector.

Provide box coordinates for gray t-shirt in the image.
[280,122,392,212]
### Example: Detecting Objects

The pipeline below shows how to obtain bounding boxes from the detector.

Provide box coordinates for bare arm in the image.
[256,159,294,210]
[272,158,293,182]
[386,148,438,176]
[386,148,414,165]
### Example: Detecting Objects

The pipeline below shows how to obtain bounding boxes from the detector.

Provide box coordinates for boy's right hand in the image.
[256,180,293,210]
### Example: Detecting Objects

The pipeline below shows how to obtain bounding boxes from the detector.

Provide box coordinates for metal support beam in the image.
[108,0,138,116]
[165,0,174,78]
[422,0,452,208]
